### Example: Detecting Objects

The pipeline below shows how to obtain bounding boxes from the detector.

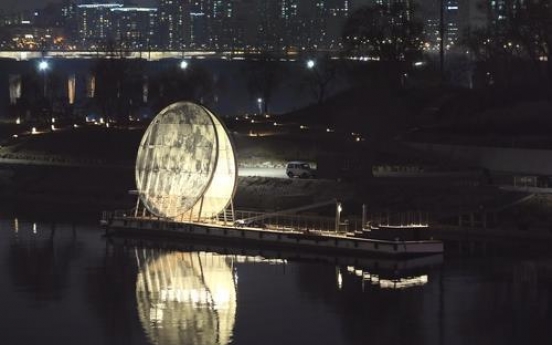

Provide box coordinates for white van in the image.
[286,161,315,178]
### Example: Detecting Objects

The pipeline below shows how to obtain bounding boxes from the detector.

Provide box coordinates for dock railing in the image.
[103,206,367,236]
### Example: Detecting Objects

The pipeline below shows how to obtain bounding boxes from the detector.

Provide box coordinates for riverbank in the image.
[0,123,547,246]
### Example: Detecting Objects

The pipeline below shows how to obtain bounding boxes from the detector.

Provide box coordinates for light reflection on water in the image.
[2,218,552,345]
[136,250,239,345]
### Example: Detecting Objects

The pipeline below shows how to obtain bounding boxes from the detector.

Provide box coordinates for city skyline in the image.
[0,0,357,52]
[0,0,494,54]
[0,0,157,12]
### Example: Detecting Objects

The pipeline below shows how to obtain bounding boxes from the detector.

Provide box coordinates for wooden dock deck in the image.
[103,215,444,257]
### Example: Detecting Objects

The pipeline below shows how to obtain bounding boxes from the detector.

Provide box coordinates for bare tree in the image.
[91,39,145,123]
[342,2,424,86]
[302,55,342,104]
[19,62,64,123]
[242,52,287,114]
[510,0,552,86]
[150,63,216,112]
[460,0,552,90]
[462,24,526,86]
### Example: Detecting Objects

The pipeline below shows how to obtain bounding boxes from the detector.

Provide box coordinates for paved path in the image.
[238,167,287,178]
[0,157,291,178]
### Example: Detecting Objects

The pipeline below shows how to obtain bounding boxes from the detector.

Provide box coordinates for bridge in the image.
[0,50,304,61]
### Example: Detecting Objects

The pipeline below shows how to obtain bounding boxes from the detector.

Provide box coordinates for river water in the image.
[2,217,552,345]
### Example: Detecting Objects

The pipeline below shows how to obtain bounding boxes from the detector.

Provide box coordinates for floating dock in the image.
[103,215,444,257]
[108,102,442,259]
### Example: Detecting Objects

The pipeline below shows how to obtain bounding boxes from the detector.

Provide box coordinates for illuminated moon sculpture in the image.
[136,251,237,345]
[135,102,237,219]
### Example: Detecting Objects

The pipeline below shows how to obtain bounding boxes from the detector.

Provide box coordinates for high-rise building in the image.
[189,0,208,49]
[76,3,123,49]
[444,0,459,49]
[209,0,234,50]
[418,0,486,53]
[61,0,78,45]
[158,0,185,50]
[326,0,349,50]
[279,0,300,51]
[297,0,327,51]
[230,0,254,50]
[250,0,282,51]
[111,7,158,50]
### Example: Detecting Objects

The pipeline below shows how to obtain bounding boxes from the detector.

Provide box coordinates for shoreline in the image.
[0,156,549,247]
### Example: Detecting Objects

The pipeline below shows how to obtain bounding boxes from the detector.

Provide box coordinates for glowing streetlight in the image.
[38,60,49,71]
[257,98,263,114]
[306,59,315,69]
[180,60,189,70]
[38,60,49,97]
[335,201,342,232]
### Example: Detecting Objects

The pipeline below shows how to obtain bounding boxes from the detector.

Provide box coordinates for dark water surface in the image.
[1,217,552,345]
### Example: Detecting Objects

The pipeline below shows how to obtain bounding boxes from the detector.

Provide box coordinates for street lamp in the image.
[335,202,342,233]
[180,60,189,70]
[257,98,263,115]
[306,59,315,69]
[38,60,49,71]
[38,60,49,97]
